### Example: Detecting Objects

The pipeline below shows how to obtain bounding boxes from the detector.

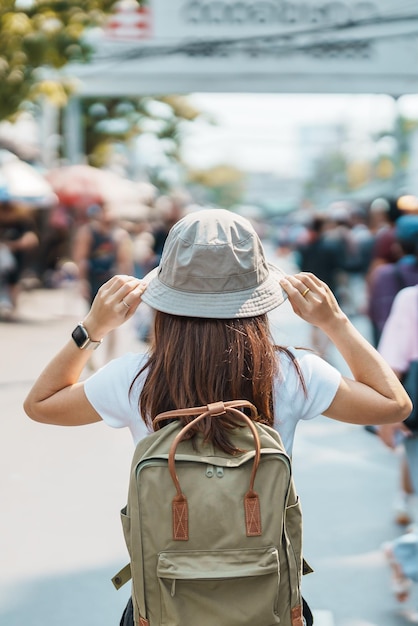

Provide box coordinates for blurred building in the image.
[297,124,346,180]
[243,172,303,215]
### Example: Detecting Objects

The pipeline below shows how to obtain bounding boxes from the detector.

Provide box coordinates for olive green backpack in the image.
[112,400,311,626]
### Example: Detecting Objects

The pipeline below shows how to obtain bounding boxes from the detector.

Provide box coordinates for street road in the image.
[0,272,416,626]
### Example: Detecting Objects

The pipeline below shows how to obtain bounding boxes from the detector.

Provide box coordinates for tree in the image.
[0,0,116,120]
[82,94,201,169]
[373,115,418,190]
[0,1,208,192]
[187,165,245,208]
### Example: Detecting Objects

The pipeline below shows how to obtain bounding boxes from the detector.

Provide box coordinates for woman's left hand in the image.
[83,274,147,340]
[280,272,345,331]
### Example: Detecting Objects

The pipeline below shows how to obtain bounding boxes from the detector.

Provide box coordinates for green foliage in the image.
[82,95,201,168]
[187,165,245,208]
[0,1,207,195]
[0,0,117,119]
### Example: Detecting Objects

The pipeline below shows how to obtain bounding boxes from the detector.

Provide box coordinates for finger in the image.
[118,282,147,317]
[293,273,328,295]
[279,276,302,298]
[296,272,326,288]
[101,275,138,296]
[120,282,147,308]
[114,279,143,302]
[279,277,312,318]
[282,274,315,299]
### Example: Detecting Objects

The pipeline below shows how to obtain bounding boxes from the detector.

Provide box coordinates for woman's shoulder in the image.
[273,347,341,431]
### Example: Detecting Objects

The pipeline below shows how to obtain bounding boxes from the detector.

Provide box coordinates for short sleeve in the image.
[290,349,341,420]
[273,349,341,454]
[84,352,150,444]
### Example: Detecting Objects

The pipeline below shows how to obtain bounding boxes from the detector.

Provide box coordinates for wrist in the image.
[72,320,103,350]
[82,315,106,342]
[319,312,350,336]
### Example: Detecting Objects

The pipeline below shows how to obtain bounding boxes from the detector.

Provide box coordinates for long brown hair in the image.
[134,312,305,453]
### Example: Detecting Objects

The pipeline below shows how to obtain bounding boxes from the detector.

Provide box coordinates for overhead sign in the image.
[66,0,418,96]
[105,3,153,40]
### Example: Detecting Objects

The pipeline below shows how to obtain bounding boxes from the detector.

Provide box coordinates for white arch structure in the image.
[59,0,418,162]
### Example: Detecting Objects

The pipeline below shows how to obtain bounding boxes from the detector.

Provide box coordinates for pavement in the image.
[1,274,417,626]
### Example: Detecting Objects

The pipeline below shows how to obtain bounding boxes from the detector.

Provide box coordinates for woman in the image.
[0,199,39,318]
[24,208,410,621]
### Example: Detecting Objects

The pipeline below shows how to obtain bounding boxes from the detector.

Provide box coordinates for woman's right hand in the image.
[83,274,147,341]
[281,271,412,427]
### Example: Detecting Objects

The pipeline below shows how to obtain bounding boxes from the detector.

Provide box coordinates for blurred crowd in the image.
[0,186,187,321]
[279,194,418,622]
[283,195,418,350]
[2,189,418,343]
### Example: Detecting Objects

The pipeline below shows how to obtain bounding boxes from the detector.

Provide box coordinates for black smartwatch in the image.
[71,322,103,350]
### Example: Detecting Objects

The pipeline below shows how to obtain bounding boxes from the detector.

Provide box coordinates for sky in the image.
[180,93,418,176]
[4,91,417,183]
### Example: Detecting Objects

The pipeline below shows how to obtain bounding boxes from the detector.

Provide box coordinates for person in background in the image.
[349,205,375,275]
[40,203,73,287]
[378,283,418,521]
[367,197,401,274]
[378,285,418,620]
[0,199,38,319]
[72,203,133,363]
[73,204,133,303]
[343,205,375,316]
[131,227,157,343]
[368,215,418,526]
[294,213,343,359]
[324,202,361,316]
[150,193,189,264]
[368,214,418,348]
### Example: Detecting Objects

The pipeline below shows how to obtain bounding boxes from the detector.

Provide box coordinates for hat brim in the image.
[140,263,288,319]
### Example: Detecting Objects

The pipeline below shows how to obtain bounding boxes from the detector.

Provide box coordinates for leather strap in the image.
[291,604,304,626]
[155,400,263,539]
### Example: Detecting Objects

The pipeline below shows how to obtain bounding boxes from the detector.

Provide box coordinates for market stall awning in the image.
[45,164,155,220]
[0,150,57,208]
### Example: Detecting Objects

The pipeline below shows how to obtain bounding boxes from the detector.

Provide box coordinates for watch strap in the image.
[72,322,103,350]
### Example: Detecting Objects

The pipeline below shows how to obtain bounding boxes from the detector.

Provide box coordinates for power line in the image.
[93,11,418,62]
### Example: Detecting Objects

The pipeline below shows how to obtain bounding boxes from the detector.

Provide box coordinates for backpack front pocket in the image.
[157,547,281,626]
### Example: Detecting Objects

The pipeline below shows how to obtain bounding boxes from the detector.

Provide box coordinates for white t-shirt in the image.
[84,348,341,455]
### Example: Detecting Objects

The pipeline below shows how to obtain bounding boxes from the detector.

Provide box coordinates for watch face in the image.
[72,324,89,348]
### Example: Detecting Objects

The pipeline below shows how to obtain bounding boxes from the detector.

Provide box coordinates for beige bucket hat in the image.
[141,208,287,318]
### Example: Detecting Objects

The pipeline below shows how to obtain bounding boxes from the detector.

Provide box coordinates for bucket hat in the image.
[141,208,287,318]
